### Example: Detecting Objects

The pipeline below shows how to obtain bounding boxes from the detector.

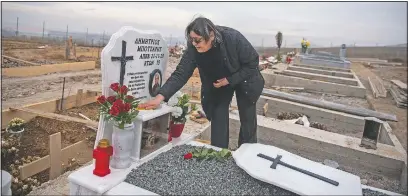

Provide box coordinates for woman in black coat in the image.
[139,17,265,149]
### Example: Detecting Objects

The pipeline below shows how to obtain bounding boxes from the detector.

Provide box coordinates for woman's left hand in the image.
[213,78,229,88]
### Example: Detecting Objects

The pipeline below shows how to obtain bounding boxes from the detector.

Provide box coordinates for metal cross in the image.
[111,40,134,86]
[257,153,339,186]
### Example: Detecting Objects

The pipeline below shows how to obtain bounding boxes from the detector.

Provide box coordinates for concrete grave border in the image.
[261,69,366,98]
[227,113,406,187]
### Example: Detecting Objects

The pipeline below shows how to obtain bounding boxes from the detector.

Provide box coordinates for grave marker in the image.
[95,26,173,161]
[233,143,363,195]
[339,44,346,60]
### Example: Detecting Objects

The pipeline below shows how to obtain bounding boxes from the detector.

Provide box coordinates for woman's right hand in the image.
[138,94,165,110]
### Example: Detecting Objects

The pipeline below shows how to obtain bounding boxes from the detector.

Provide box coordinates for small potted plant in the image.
[167,91,190,138]
[7,118,25,139]
[96,82,140,169]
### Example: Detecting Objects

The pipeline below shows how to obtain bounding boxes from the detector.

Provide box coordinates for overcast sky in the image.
[2,1,407,47]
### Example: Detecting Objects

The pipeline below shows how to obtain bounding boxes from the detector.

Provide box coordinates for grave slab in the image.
[300,57,351,69]
[293,63,351,72]
[229,113,405,179]
[280,70,359,86]
[261,69,366,98]
[233,143,363,195]
[68,130,404,196]
[287,65,354,78]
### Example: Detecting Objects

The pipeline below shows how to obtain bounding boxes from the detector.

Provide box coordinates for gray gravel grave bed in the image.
[124,144,390,196]
[125,145,298,195]
[362,188,390,196]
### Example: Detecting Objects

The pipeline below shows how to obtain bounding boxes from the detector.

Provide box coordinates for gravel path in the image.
[362,188,390,196]
[125,144,298,195]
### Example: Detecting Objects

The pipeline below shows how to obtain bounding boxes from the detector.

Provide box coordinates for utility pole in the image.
[91,38,94,57]
[42,21,45,40]
[16,17,19,37]
[330,42,333,48]
[66,25,69,41]
[284,40,287,48]
[85,28,88,46]
[261,38,264,56]
[102,31,105,46]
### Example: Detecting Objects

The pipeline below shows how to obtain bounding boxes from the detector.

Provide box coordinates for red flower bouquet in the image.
[97,83,140,129]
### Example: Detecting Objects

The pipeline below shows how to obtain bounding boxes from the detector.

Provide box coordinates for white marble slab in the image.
[68,131,198,195]
[68,143,173,195]
[68,161,136,194]
[136,104,174,121]
[233,143,363,195]
[104,182,158,195]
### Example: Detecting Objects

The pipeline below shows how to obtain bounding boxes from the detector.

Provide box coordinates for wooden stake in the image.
[49,133,62,180]
[75,89,83,107]
[60,77,66,110]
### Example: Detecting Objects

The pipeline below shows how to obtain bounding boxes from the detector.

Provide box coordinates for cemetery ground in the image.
[2,39,100,67]
[1,46,407,195]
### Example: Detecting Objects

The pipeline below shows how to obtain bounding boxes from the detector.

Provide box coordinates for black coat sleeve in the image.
[226,31,259,87]
[158,47,197,102]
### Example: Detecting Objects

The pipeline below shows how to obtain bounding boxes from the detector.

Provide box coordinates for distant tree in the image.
[275,31,283,55]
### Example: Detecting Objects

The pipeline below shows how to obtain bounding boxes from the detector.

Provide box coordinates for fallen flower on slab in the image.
[184,152,193,159]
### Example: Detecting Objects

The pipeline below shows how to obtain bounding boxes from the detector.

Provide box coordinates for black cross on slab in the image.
[257,153,339,186]
[111,40,134,86]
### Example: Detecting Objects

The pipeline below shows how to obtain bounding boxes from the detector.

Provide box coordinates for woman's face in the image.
[189,31,214,53]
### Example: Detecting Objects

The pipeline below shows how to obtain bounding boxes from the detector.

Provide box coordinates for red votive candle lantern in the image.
[93,139,113,177]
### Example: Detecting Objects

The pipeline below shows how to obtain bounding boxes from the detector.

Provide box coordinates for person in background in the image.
[139,17,264,149]
[286,53,292,64]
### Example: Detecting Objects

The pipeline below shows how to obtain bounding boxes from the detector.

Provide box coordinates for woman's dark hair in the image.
[185,16,222,46]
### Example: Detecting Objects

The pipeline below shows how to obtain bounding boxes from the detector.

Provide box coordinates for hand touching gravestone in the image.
[94,27,170,155]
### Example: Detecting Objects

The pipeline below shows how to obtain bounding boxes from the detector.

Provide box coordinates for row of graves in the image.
[66,27,406,196]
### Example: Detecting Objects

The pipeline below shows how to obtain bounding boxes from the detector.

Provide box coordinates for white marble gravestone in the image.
[233,143,363,195]
[95,26,174,161]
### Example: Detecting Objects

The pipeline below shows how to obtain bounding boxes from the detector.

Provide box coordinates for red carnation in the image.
[124,103,131,112]
[97,95,106,104]
[107,96,116,103]
[110,83,120,92]
[184,152,193,160]
[109,106,120,116]
[119,85,128,94]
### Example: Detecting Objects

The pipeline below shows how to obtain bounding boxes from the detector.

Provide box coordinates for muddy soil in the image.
[2,70,102,109]
[352,63,407,151]
[275,111,363,138]
[274,88,371,109]
[56,102,100,122]
[2,40,100,66]
[2,56,182,110]
[1,114,95,196]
